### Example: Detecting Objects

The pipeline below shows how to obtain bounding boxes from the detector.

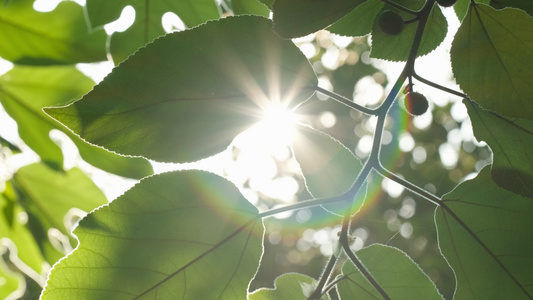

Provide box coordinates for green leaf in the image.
[0,66,153,178]
[45,16,317,163]
[455,0,490,21]
[0,183,44,273]
[250,273,328,299]
[466,100,533,197]
[337,244,444,299]
[232,0,270,17]
[41,170,264,299]
[327,0,385,37]
[0,0,106,65]
[370,4,448,61]
[13,163,107,263]
[272,0,366,38]
[291,125,365,216]
[435,167,533,299]
[491,0,533,16]
[451,4,533,120]
[86,0,220,63]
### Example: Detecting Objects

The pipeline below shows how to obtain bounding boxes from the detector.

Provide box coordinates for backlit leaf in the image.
[466,100,533,197]
[371,3,448,61]
[13,163,107,264]
[291,125,365,216]
[41,170,264,299]
[45,16,317,163]
[0,66,153,178]
[86,0,219,63]
[337,244,444,299]
[451,4,533,119]
[272,0,366,38]
[435,167,533,299]
[0,0,106,65]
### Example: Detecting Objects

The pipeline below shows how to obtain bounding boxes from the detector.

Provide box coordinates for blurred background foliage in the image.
[0,0,490,298]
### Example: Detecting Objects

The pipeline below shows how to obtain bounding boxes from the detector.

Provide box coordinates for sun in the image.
[255,102,299,145]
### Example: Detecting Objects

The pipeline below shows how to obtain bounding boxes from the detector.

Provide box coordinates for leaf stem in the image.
[374,164,442,206]
[413,72,469,99]
[315,86,378,116]
[257,195,346,219]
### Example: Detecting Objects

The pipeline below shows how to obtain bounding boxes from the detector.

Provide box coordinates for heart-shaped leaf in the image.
[41,170,264,299]
[45,16,317,164]
[435,166,533,298]
[451,4,533,119]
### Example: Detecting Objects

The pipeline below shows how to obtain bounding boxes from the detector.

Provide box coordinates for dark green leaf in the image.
[466,100,533,197]
[435,166,533,298]
[291,125,365,216]
[0,66,153,178]
[232,0,270,17]
[491,0,533,15]
[327,0,385,37]
[451,4,533,119]
[370,4,448,61]
[41,170,264,299]
[45,16,317,163]
[14,163,107,263]
[272,0,366,38]
[0,0,106,65]
[337,244,444,299]
[86,0,220,63]
[250,273,327,299]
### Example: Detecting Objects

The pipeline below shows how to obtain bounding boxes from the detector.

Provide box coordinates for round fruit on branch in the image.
[377,10,404,36]
[404,92,429,116]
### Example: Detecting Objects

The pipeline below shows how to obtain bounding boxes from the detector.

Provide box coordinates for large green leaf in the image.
[327,0,385,37]
[370,3,448,61]
[272,0,366,38]
[451,4,533,120]
[337,244,444,299]
[466,100,533,198]
[435,167,533,299]
[291,125,365,216]
[45,16,317,164]
[13,163,107,263]
[0,66,153,178]
[85,0,220,63]
[250,273,329,299]
[41,170,264,299]
[0,0,106,65]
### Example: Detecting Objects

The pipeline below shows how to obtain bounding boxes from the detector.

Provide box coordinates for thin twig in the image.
[307,254,338,299]
[315,86,377,116]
